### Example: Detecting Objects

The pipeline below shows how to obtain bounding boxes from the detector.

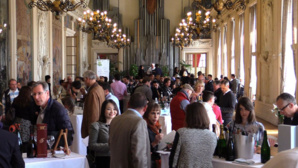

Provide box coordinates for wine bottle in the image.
[261,130,270,163]
[217,125,226,158]
[27,125,37,158]
[212,124,218,156]
[226,130,235,161]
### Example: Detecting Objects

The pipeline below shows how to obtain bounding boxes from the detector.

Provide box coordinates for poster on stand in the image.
[96,59,110,80]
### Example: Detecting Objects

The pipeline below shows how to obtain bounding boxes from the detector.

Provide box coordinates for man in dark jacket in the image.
[218,80,236,126]
[0,103,24,168]
[32,81,74,146]
[205,74,214,92]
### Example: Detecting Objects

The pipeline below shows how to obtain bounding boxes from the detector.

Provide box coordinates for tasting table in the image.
[159,114,172,135]
[157,151,264,168]
[69,108,88,155]
[24,152,89,168]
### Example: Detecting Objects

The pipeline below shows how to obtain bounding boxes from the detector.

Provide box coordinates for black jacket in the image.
[0,129,24,168]
[219,91,236,126]
[42,98,74,146]
[205,80,214,92]
[284,112,298,125]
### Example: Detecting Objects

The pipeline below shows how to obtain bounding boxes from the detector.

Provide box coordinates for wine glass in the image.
[47,135,55,150]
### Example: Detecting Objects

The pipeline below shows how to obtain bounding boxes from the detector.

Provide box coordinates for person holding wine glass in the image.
[169,102,217,168]
[88,100,119,168]
[190,80,205,103]
[143,102,164,168]
[226,97,265,146]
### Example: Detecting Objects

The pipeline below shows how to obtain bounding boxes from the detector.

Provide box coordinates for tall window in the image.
[184,53,206,75]
[283,0,296,95]
[239,14,245,84]
[198,54,206,73]
[231,19,235,74]
[223,25,228,76]
[217,30,222,78]
[250,5,257,99]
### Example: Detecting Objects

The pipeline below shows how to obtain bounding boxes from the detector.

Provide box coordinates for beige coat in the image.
[81,82,105,138]
[109,109,151,168]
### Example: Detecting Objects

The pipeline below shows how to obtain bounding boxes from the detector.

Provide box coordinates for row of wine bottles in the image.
[18,125,37,158]
[213,124,271,164]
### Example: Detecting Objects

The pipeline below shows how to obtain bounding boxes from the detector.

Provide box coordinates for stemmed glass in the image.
[47,135,55,151]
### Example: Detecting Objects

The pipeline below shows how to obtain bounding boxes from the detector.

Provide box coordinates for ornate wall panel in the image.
[0,0,9,94]
[37,10,49,81]
[16,0,32,85]
[52,17,62,94]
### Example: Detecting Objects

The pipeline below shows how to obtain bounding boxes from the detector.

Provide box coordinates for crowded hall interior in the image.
[1,0,298,167]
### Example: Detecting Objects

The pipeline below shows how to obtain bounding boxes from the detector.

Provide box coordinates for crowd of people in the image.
[0,64,297,168]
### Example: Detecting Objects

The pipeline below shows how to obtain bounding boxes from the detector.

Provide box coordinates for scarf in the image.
[145,118,161,135]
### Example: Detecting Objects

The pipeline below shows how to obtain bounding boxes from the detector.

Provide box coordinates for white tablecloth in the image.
[69,113,87,155]
[158,151,263,168]
[159,115,172,135]
[24,153,89,168]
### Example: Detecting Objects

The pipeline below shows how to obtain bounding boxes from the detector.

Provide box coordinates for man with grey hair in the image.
[276,93,298,125]
[32,81,74,146]
[81,70,105,138]
[147,63,155,75]
[170,84,194,131]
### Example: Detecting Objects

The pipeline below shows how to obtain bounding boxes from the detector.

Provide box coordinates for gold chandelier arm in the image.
[28,1,52,11]
[225,0,246,11]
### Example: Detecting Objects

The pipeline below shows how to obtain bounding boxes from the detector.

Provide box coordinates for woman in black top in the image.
[143,103,164,168]
[12,86,38,143]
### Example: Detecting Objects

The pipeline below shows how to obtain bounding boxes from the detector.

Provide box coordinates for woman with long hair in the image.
[226,97,264,143]
[169,102,217,168]
[143,102,164,168]
[12,86,37,143]
[88,99,119,168]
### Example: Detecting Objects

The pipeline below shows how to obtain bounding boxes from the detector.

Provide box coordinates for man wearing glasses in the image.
[32,81,74,146]
[276,93,298,125]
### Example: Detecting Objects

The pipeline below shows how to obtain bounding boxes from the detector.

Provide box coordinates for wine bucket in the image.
[234,134,255,159]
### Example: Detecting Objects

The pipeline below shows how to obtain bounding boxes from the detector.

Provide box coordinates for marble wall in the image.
[16,0,33,86]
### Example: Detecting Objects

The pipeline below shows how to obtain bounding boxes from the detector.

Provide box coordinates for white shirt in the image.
[202,102,217,131]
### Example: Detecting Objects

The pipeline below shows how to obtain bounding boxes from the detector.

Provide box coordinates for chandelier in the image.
[192,0,246,18]
[28,0,87,20]
[171,11,216,49]
[0,21,7,41]
[77,10,113,42]
[105,0,130,50]
[107,28,131,50]
[0,22,7,34]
